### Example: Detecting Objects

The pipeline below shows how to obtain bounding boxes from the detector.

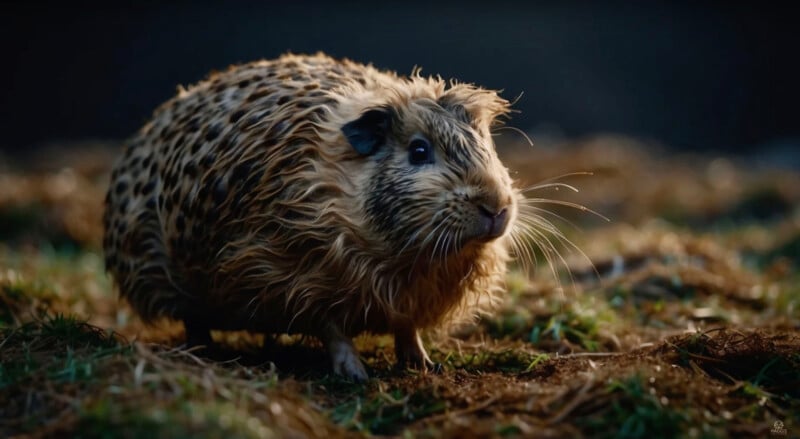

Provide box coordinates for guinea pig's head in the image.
[341,84,517,260]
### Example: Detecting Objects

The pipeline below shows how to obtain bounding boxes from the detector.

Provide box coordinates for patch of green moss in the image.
[75,400,270,439]
[579,375,694,439]
[330,386,446,435]
[0,314,127,387]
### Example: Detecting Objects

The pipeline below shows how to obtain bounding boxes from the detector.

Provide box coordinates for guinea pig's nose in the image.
[478,205,509,239]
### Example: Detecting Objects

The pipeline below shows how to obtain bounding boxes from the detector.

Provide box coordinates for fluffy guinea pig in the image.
[103,52,526,381]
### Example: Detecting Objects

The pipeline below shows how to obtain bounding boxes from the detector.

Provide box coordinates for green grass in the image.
[2,140,800,437]
[330,386,447,435]
[75,400,272,439]
[434,346,542,373]
[484,296,615,352]
[0,314,127,387]
[580,375,694,439]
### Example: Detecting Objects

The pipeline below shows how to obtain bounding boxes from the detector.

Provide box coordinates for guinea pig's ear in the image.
[443,102,472,126]
[439,86,511,131]
[341,108,392,155]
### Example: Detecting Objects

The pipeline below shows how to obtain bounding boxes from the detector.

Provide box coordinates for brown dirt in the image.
[1,135,798,438]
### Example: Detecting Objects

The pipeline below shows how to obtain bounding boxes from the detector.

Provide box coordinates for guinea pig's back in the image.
[103,53,360,323]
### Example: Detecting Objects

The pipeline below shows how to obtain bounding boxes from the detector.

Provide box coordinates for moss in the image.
[579,375,692,439]
[330,386,446,435]
[2,139,800,437]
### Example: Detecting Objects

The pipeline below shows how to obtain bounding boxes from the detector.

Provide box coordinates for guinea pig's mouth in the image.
[450,204,512,251]
[407,204,513,260]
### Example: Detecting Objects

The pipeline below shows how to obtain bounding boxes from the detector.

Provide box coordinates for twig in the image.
[547,375,597,425]
[422,395,500,424]
[555,352,623,359]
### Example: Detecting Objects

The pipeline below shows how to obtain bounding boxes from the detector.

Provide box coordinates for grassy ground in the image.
[1,136,798,438]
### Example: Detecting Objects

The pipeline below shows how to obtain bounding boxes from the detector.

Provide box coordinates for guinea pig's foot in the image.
[331,346,368,383]
[397,355,439,373]
[395,328,436,372]
[323,326,369,382]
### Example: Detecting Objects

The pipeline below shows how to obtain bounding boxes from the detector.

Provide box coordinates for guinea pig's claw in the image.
[397,357,442,374]
[395,329,437,373]
[334,355,368,383]
[328,339,369,382]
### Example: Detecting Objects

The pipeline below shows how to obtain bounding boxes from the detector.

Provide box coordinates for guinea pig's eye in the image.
[408,137,433,165]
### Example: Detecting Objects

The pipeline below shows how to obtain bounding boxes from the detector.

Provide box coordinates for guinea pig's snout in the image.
[456,182,515,246]
[476,203,510,240]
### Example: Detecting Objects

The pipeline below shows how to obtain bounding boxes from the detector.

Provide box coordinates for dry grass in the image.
[1,135,798,438]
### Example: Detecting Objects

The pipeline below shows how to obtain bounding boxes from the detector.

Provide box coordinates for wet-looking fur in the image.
[103,52,520,380]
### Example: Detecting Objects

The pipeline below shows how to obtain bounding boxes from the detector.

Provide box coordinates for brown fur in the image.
[103,52,519,376]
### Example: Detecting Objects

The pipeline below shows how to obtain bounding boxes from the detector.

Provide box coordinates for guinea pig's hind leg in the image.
[394,326,436,371]
[321,324,368,382]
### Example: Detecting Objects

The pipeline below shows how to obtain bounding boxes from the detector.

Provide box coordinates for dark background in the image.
[1,1,798,155]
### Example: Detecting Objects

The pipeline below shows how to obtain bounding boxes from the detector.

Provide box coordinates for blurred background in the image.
[1,1,799,251]
[0,1,798,160]
[3,5,800,437]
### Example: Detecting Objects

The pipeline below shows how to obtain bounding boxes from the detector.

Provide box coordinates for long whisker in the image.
[430,226,448,267]
[521,182,581,193]
[494,125,534,147]
[400,199,446,256]
[433,217,455,267]
[516,209,602,284]
[521,198,611,222]
[520,232,538,274]
[417,213,448,250]
[398,228,424,255]
[411,213,453,279]
[509,228,536,275]
[517,213,582,258]
[519,226,564,295]
[523,171,596,186]
[443,230,456,277]
[509,90,526,107]
[520,222,576,302]
[410,225,440,279]
[510,170,609,292]
[519,204,584,233]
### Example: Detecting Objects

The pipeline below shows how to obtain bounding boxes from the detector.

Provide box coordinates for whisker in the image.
[398,228,424,255]
[494,125,534,147]
[411,213,453,279]
[513,225,535,266]
[517,212,580,255]
[431,227,447,267]
[521,182,581,193]
[511,229,539,276]
[519,204,584,233]
[521,227,563,295]
[509,90,526,107]
[431,217,455,268]
[522,171,595,186]
[510,170,608,293]
[515,215,564,239]
[517,225,570,299]
[443,231,457,277]
[521,233,538,274]
[521,198,611,222]
[509,229,536,275]
[516,210,602,286]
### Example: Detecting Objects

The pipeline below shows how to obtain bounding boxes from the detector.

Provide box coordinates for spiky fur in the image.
[103,52,517,348]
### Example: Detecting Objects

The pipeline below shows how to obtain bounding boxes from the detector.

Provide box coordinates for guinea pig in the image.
[103,52,523,381]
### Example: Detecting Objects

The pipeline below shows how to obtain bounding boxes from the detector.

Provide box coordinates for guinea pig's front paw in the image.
[394,328,438,372]
[331,344,368,383]
[396,346,433,370]
[397,351,441,373]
